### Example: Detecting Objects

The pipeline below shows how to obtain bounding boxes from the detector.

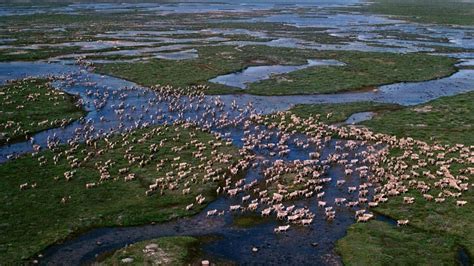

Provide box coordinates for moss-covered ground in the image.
[0,124,241,263]
[100,236,199,265]
[281,92,474,264]
[0,79,85,145]
[96,46,457,95]
[361,0,474,26]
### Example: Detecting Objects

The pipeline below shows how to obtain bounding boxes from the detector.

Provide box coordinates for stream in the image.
[0,60,472,265]
[1,0,474,264]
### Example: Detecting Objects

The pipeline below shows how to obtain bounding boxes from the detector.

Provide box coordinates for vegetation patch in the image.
[336,221,460,265]
[99,236,199,265]
[360,0,474,26]
[232,214,271,228]
[0,124,241,263]
[0,46,81,62]
[0,79,85,145]
[363,92,474,145]
[246,51,457,95]
[96,46,457,95]
[264,92,474,264]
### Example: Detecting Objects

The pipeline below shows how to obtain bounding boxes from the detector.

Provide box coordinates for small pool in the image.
[209,59,344,89]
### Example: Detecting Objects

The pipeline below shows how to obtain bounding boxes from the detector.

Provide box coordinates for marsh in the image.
[0,0,473,265]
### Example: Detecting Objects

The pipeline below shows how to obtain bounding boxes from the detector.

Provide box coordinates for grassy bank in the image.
[96,46,457,95]
[286,92,474,145]
[246,51,456,95]
[363,91,474,146]
[0,124,241,263]
[280,92,474,264]
[361,0,474,26]
[0,79,85,145]
[336,221,460,265]
[355,93,473,262]
[96,45,317,94]
[337,158,473,264]
[0,46,81,62]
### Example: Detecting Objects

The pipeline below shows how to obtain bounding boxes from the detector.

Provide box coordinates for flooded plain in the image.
[1,0,474,265]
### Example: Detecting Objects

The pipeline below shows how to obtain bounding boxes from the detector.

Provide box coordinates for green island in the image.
[99,236,200,265]
[96,46,457,95]
[360,0,474,26]
[0,79,85,145]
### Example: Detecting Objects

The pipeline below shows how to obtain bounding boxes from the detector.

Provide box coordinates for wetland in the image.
[0,0,473,265]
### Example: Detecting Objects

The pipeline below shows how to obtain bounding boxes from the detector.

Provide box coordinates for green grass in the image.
[362,0,474,26]
[337,145,474,264]
[99,235,235,265]
[283,92,474,145]
[328,93,474,263]
[232,214,271,228]
[0,79,85,145]
[0,13,120,47]
[100,236,199,265]
[246,51,456,95]
[371,185,474,257]
[96,46,457,95]
[96,45,312,94]
[0,124,241,263]
[0,12,137,29]
[269,92,474,264]
[362,91,474,145]
[0,46,81,62]
[336,221,460,265]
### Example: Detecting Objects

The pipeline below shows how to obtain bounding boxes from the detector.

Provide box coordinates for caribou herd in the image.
[0,79,80,144]
[9,72,473,235]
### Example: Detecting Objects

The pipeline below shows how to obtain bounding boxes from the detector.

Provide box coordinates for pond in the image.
[209,59,344,89]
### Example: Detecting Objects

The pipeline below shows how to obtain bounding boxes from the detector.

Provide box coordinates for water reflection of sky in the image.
[1,1,473,64]
[1,2,474,264]
[210,59,344,89]
[0,1,360,16]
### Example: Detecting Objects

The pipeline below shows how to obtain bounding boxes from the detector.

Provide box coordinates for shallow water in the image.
[47,44,196,64]
[0,60,368,265]
[209,59,344,89]
[40,135,367,265]
[458,247,472,266]
[1,1,474,264]
[3,0,474,62]
[1,62,474,163]
[0,59,473,266]
[154,49,199,60]
[456,59,474,67]
[344,112,375,125]
[0,61,80,83]
[0,1,360,17]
